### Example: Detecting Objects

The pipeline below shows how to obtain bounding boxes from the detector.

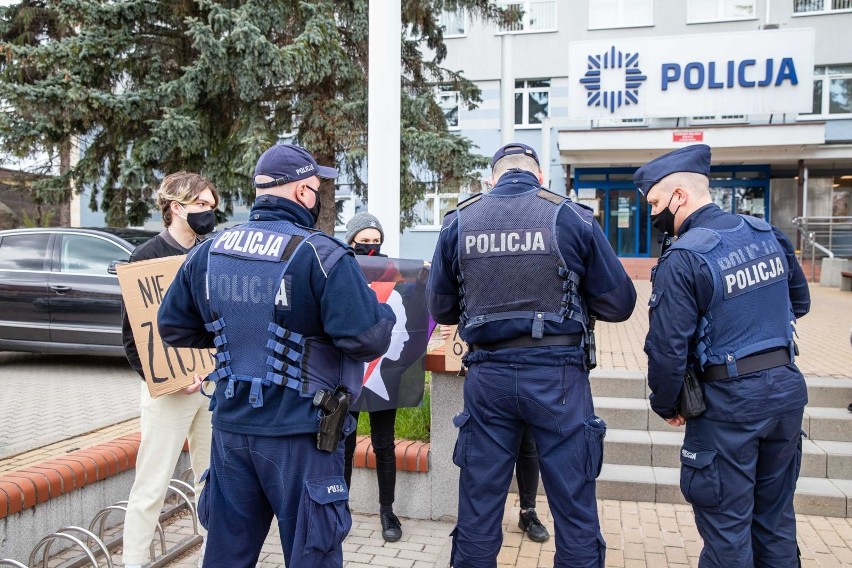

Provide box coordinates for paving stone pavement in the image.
[0,352,139,459]
[110,493,852,567]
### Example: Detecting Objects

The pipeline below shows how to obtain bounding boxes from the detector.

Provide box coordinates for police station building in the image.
[357,0,852,260]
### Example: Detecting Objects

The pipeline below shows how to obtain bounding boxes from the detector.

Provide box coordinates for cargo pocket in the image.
[303,478,352,555]
[452,411,471,468]
[196,468,211,530]
[584,415,607,481]
[679,447,721,509]
[796,430,806,478]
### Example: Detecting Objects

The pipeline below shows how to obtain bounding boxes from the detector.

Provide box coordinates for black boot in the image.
[380,511,402,542]
[518,509,550,543]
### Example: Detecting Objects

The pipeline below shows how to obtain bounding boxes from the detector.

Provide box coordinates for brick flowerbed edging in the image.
[0,433,429,519]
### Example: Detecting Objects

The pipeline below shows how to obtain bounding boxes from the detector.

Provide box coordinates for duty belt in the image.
[698,348,791,382]
[470,333,582,352]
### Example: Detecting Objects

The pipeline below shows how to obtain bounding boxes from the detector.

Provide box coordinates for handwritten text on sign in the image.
[117,255,217,398]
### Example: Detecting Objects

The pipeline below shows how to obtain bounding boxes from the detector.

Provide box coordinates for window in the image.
[438,9,466,37]
[436,86,459,129]
[497,0,557,33]
[688,0,755,22]
[588,0,653,29]
[0,233,50,271]
[335,184,365,231]
[413,184,463,228]
[794,0,852,14]
[803,65,852,117]
[690,115,747,124]
[59,234,129,276]
[515,79,550,126]
[592,118,647,128]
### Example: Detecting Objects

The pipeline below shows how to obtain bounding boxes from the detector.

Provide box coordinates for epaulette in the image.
[572,201,594,213]
[304,232,352,274]
[535,188,567,205]
[456,193,483,210]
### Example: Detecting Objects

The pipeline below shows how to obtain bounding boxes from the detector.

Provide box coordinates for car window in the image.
[60,234,130,275]
[0,233,51,270]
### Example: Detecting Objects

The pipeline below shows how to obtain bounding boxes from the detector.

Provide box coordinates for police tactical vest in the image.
[455,188,586,338]
[204,221,360,408]
[667,215,795,376]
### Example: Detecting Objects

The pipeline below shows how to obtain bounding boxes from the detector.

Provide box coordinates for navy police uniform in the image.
[158,145,395,568]
[637,144,810,568]
[427,143,636,568]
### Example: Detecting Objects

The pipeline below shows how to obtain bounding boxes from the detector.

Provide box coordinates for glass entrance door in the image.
[575,168,650,257]
[606,189,646,256]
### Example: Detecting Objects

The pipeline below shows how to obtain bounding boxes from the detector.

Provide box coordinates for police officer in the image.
[157,144,396,568]
[636,144,810,568]
[427,142,636,567]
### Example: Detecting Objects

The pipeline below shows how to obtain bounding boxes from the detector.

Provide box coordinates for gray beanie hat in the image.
[345,212,384,245]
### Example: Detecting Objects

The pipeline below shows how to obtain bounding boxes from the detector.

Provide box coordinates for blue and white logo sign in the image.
[580,46,647,113]
[568,29,814,120]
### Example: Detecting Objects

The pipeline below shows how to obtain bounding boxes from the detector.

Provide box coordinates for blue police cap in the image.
[490,142,540,169]
[254,144,338,189]
[633,144,711,196]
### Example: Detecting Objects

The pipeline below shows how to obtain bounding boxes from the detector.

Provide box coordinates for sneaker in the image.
[518,509,550,543]
[380,511,402,542]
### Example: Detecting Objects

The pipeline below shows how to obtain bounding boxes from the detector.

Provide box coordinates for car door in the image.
[47,233,131,347]
[0,231,52,343]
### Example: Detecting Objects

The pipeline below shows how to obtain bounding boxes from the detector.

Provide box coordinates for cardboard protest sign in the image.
[444,324,468,373]
[117,256,217,398]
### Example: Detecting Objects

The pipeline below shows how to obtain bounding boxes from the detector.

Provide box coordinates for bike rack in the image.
[28,532,99,568]
[10,474,204,568]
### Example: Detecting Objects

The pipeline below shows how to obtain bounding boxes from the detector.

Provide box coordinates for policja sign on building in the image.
[568,28,815,120]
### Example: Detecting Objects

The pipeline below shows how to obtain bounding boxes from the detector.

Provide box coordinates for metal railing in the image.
[793,216,852,281]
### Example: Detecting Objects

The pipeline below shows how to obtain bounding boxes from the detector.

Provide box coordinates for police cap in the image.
[633,144,711,196]
[490,143,540,169]
[254,144,338,189]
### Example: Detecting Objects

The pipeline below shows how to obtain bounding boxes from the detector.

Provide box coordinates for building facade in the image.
[374,0,852,260]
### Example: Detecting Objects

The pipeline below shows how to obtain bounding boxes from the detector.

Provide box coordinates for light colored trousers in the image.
[122,382,212,565]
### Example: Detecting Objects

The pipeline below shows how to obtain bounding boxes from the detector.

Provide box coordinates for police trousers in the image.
[680,408,804,568]
[451,362,606,568]
[198,429,351,568]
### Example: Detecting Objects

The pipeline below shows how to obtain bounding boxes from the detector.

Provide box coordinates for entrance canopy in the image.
[556,122,849,169]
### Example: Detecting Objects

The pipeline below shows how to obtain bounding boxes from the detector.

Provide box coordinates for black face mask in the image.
[353,243,383,256]
[650,193,680,237]
[305,187,321,224]
[181,207,216,236]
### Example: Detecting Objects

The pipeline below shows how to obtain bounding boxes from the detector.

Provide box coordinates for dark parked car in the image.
[0,227,158,356]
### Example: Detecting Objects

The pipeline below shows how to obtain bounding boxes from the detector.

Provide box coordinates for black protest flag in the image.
[351,256,432,412]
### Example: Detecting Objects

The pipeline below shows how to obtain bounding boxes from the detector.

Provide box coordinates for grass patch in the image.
[357,373,431,441]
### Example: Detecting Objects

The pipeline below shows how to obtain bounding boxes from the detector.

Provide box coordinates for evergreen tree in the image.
[0,1,502,231]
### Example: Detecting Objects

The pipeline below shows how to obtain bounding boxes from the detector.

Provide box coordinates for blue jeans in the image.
[451,361,606,568]
[681,408,804,568]
[198,429,351,568]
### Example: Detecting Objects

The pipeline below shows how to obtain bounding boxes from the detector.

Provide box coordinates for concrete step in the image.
[590,370,852,408]
[805,377,852,409]
[595,397,852,441]
[590,369,647,399]
[602,429,852,480]
[804,407,852,442]
[596,464,852,517]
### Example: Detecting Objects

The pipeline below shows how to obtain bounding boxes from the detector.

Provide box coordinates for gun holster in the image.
[585,316,597,370]
[313,386,351,452]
